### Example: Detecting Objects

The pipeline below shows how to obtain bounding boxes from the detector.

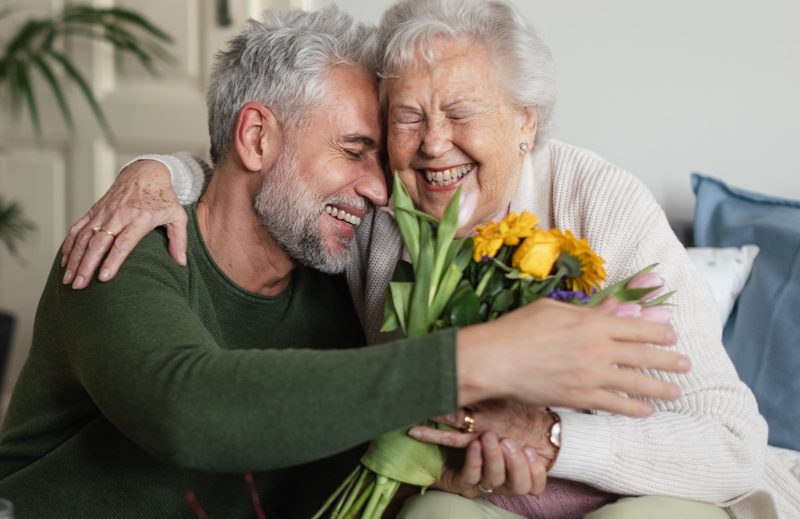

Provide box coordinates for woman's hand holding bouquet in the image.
[312,175,682,519]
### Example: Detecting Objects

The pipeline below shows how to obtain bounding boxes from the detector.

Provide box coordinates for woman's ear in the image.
[234,102,284,172]
[519,106,538,152]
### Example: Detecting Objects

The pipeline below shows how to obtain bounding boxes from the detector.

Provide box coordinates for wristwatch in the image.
[544,410,561,471]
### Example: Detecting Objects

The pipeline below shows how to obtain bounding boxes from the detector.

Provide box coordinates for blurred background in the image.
[0,0,798,417]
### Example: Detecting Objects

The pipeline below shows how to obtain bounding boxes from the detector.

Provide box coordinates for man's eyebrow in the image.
[340,134,377,148]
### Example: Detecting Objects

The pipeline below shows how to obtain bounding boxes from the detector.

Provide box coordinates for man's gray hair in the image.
[378,0,557,153]
[207,6,379,165]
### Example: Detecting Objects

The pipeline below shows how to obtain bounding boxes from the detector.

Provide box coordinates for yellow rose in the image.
[512,228,561,279]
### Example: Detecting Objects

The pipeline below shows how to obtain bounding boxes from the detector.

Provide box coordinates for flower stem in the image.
[361,475,388,519]
[339,468,371,519]
[330,467,361,518]
[342,478,376,519]
[310,466,360,519]
[475,263,496,297]
[368,479,401,519]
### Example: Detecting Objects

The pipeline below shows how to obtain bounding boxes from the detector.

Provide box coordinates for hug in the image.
[1,0,798,518]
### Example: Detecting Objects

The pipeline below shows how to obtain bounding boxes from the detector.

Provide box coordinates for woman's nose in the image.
[419,118,452,158]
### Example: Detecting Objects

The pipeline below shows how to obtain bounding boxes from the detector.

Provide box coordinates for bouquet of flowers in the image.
[311,174,674,519]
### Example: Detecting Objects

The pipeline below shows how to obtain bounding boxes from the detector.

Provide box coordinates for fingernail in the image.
[72,276,84,289]
[409,429,422,439]
[61,255,67,267]
[63,270,73,284]
[641,402,655,416]
[501,439,517,454]
[484,433,498,448]
[444,414,456,424]
[666,329,678,343]
[670,384,682,400]
[99,268,110,282]
[678,356,691,372]
[523,447,537,462]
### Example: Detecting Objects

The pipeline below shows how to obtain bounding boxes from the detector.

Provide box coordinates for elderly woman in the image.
[61,0,800,518]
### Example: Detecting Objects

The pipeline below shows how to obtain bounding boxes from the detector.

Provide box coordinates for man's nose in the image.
[419,118,452,158]
[355,162,388,207]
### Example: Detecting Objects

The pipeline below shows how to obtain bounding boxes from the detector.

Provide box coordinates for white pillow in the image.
[686,245,760,326]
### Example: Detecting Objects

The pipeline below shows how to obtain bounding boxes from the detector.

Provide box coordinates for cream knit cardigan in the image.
[155,140,800,519]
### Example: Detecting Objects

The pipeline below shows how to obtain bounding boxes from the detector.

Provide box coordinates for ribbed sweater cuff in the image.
[118,154,203,205]
[549,411,615,484]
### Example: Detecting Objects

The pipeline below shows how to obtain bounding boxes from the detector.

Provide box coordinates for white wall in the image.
[313,0,800,224]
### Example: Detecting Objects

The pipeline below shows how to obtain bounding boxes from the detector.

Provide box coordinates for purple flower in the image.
[548,289,589,305]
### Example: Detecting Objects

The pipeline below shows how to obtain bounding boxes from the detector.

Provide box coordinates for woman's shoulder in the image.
[542,140,662,230]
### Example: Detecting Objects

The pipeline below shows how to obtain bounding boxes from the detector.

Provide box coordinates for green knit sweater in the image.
[0,204,457,518]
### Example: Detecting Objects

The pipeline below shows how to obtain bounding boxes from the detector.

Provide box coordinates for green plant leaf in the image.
[491,289,515,313]
[407,220,433,338]
[392,173,420,265]
[640,290,677,307]
[30,54,72,129]
[429,185,462,306]
[612,287,660,304]
[15,57,41,138]
[360,425,445,487]
[0,196,36,259]
[449,284,481,328]
[389,282,413,336]
[46,49,115,142]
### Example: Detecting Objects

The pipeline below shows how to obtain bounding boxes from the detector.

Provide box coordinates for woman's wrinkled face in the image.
[386,38,537,232]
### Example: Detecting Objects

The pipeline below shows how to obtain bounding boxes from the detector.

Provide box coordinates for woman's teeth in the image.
[423,164,473,186]
[325,205,361,226]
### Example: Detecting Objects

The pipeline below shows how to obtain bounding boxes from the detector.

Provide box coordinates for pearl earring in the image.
[519,142,529,152]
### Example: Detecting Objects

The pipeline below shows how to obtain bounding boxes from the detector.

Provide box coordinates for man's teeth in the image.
[324,205,361,226]
[424,164,473,186]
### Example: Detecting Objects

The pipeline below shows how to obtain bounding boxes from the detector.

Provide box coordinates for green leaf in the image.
[407,220,433,338]
[0,196,36,259]
[15,58,41,138]
[392,173,420,265]
[30,54,72,129]
[491,289,515,313]
[389,282,413,336]
[360,425,445,487]
[428,238,474,323]
[612,287,661,304]
[380,296,399,333]
[641,290,677,307]
[47,49,115,143]
[449,285,481,328]
[430,185,462,306]
[587,263,658,306]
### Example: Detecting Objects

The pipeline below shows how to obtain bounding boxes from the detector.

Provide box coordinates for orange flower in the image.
[551,229,607,293]
[473,211,540,262]
[511,228,561,279]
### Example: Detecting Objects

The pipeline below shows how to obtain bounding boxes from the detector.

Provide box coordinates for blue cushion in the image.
[692,173,800,451]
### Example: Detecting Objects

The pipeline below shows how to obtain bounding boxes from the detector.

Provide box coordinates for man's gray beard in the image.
[254,145,369,274]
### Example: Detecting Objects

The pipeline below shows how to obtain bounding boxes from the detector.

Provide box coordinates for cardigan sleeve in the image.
[119,152,212,205]
[547,146,767,504]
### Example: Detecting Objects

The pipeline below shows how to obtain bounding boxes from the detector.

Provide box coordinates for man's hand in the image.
[433,431,546,498]
[456,297,689,417]
[62,160,187,289]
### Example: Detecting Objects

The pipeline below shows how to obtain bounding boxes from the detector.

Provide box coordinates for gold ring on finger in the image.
[92,226,116,237]
[462,407,475,434]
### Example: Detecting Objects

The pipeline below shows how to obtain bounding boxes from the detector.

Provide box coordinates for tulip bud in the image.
[614,303,642,318]
[378,194,396,219]
[627,272,665,301]
[457,190,478,229]
[640,306,673,326]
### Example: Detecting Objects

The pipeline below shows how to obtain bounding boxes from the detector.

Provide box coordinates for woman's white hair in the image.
[206,6,379,165]
[378,0,557,153]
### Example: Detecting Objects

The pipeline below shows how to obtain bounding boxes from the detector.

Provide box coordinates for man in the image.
[0,7,684,518]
